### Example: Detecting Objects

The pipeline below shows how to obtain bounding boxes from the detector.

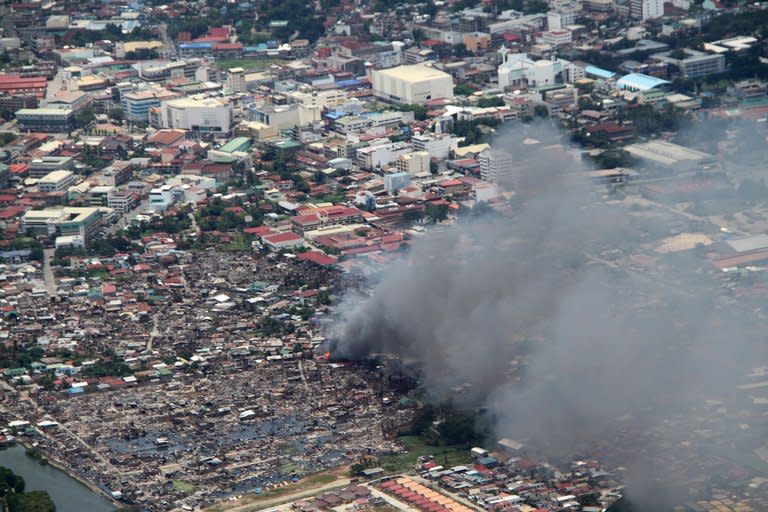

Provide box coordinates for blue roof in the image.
[179,42,214,49]
[335,79,360,88]
[584,65,616,79]
[616,73,670,91]
[325,111,346,120]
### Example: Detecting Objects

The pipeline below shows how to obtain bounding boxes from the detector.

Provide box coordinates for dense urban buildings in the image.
[0,0,767,511]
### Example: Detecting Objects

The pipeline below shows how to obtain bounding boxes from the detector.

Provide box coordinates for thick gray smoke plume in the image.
[331,121,767,508]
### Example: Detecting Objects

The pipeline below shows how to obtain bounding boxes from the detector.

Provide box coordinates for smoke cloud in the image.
[329,121,767,509]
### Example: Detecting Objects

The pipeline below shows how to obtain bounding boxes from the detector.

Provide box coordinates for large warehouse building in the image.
[157,97,233,136]
[371,64,453,104]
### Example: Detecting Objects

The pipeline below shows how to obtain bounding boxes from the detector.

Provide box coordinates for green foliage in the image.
[0,343,44,370]
[589,150,634,169]
[451,118,501,146]
[87,235,133,257]
[75,106,95,129]
[533,105,549,118]
[0,466,25,496]
[437,410,478,444]
[7,490,55,512]
[24,448,47,465]
[125,48,160,60]
[403,209,425,223]
[108,107,124,123]
[425,203,449,223]
[81,360,133,378]
[477,96,505,108]
[4,238,43,261]
[394,103,428,121]
[0,132,17,145]
[452,43,470,58]
[623,104,686,137]
[453,84,479,96]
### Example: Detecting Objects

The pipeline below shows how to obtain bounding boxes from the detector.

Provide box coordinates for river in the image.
[0,445,115,512]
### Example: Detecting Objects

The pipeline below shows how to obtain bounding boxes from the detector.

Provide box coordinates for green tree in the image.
[437,410,477,444]
[108,107,125,123]
[533,105,549,118]
[75,106,95,129]
[7,490,55,512]
[425,203,449,223]
[454,83,479,96]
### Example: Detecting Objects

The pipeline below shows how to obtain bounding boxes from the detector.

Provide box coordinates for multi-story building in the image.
[149,185,179,211]
[121,88,180,123]
[159,97,233,136]
[16,107,76,132]
[498,49,573,88]
[412,133,459,160]
[652,50,725,79]
[541,29,573,46]
[22,207,110,244]
[99,162,133,187]
[28,156,75,178]
[107,190,136,213]
[356,141,413,171]
[135,60,200,83]
[395,151,431,175]
[0,74,47,98]
[0,94,38,113]
[37,170,75,193]
[384,171,411,193]
[582,0,614,11]
[630,0,664,20]
[291,206,366,235]
[479,148,513,184]
[227,67,246,93]
[371,64,453,104]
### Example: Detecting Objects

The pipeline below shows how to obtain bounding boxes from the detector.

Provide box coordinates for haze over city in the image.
[0,0,767,511]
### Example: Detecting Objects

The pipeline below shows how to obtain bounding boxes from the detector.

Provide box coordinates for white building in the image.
[498,48,582,88]
[411,133,460,160]
[479,148,513,184]
[149,185,177,211]
[288,88,348,110]
[631,0,663,20]
[371,64,453,104]
[226,67,246,93]
[356,141,412,171]
[107,190,137,213]
[540,29,573,46]
[160,97,233,135]
[395,151,431,175]
[547,8,577,31]
[384,171,411,193]
[37,170,75,193]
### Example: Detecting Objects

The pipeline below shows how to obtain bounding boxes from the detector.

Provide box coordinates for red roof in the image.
[297,251,337,266]
[243,226,274,236]
[262,231,303,244]
[147,129,186,146]
[213,42,243,50]
[439,178,463,188]
[293,206,364,226]
[208,27,230,38]
[0,206,27,220]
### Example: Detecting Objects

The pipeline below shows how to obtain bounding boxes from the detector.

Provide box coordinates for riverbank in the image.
[12,438,118,510]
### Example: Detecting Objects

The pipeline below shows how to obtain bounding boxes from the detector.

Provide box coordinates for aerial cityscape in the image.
[0,0,766,511]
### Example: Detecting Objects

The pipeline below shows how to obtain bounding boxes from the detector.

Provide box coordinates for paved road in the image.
[106,198,151,236]
[159,23,178,59]
[212,478,351,512]
[43,248,57,298]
